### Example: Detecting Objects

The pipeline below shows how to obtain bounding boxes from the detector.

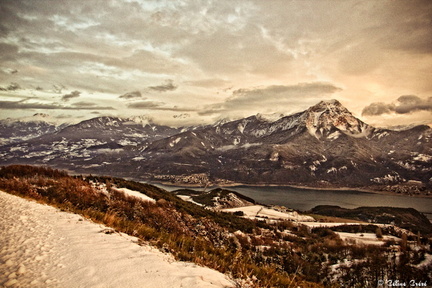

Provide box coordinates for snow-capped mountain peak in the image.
[128,115,154,126]
[213,117,232,127]
[255,112,285,123]
[305,99,373,139]
[0,115,61,145]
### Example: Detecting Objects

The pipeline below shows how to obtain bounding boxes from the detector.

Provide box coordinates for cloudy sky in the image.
[0,0,431,127]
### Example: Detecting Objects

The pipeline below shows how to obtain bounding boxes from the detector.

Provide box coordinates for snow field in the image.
[222,205,315,222]
[0,190,234,288]
[335,232,400,246]
[112,187,156,203]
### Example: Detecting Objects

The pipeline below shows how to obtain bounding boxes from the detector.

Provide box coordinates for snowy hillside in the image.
[0,190,234,288]
[1,165,430,287]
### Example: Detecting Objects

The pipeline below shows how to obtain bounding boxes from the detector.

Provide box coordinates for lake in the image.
[156,184,432,221]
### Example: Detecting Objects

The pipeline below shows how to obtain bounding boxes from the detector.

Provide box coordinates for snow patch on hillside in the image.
[222,205,315,222]
[216,142,261,151]
[335,232,400,246]
[413,154,432,162]
[113,187,156,203]
[169,137,182,147]
[177,195,203,206]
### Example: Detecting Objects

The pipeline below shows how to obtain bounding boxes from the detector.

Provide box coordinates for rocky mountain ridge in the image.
[1,100,431,194]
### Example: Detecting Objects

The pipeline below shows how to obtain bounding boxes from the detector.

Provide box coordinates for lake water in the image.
[156,184,432,221]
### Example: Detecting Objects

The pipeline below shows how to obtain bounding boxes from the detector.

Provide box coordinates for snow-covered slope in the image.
[0,190,234,288]
[222,205,315,222]
[112,187,156,203]
[1,100,430,192]
[0,114,65,145]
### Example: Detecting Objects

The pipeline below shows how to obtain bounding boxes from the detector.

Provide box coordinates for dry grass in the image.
[0,165,323,288]
[3,165,430,287]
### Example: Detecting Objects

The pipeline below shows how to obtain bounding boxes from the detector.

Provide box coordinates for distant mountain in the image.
[1,100,431,194]
[140,100,431,193]
[0,114,67,145]
[0,116,182,173]
[47,116,181,144]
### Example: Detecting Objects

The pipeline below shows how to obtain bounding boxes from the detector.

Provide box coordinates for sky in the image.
[0,0,431,127]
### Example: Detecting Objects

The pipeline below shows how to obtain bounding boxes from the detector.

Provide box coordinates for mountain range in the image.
[0,113,67,145]
[1,100,431,194]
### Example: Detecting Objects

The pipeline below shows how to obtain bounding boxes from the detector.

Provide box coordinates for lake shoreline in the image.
[154,181,432,221]
[150,180,432,199]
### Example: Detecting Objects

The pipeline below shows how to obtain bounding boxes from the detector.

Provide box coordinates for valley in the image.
[1,100,431,286]
[0,165,431,287]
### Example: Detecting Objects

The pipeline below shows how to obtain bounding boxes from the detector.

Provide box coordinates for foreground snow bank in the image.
[0,191,234,288]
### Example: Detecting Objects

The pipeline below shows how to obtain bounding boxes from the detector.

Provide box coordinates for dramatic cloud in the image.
[0,100,61,110]
[61,91,81,101]
[127,101,195,113]
[72,101,98,107]
[0,82,21,91]
[231,83,341,100]
[0,100,114,111]
[395,95,432,114]
[361,102,395,116]
[127,101,164,109]
[0,0,431,126]
[362,96,432,116]
[147,80,177,93]
[119,91,143,99]
[200,82,342,116]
